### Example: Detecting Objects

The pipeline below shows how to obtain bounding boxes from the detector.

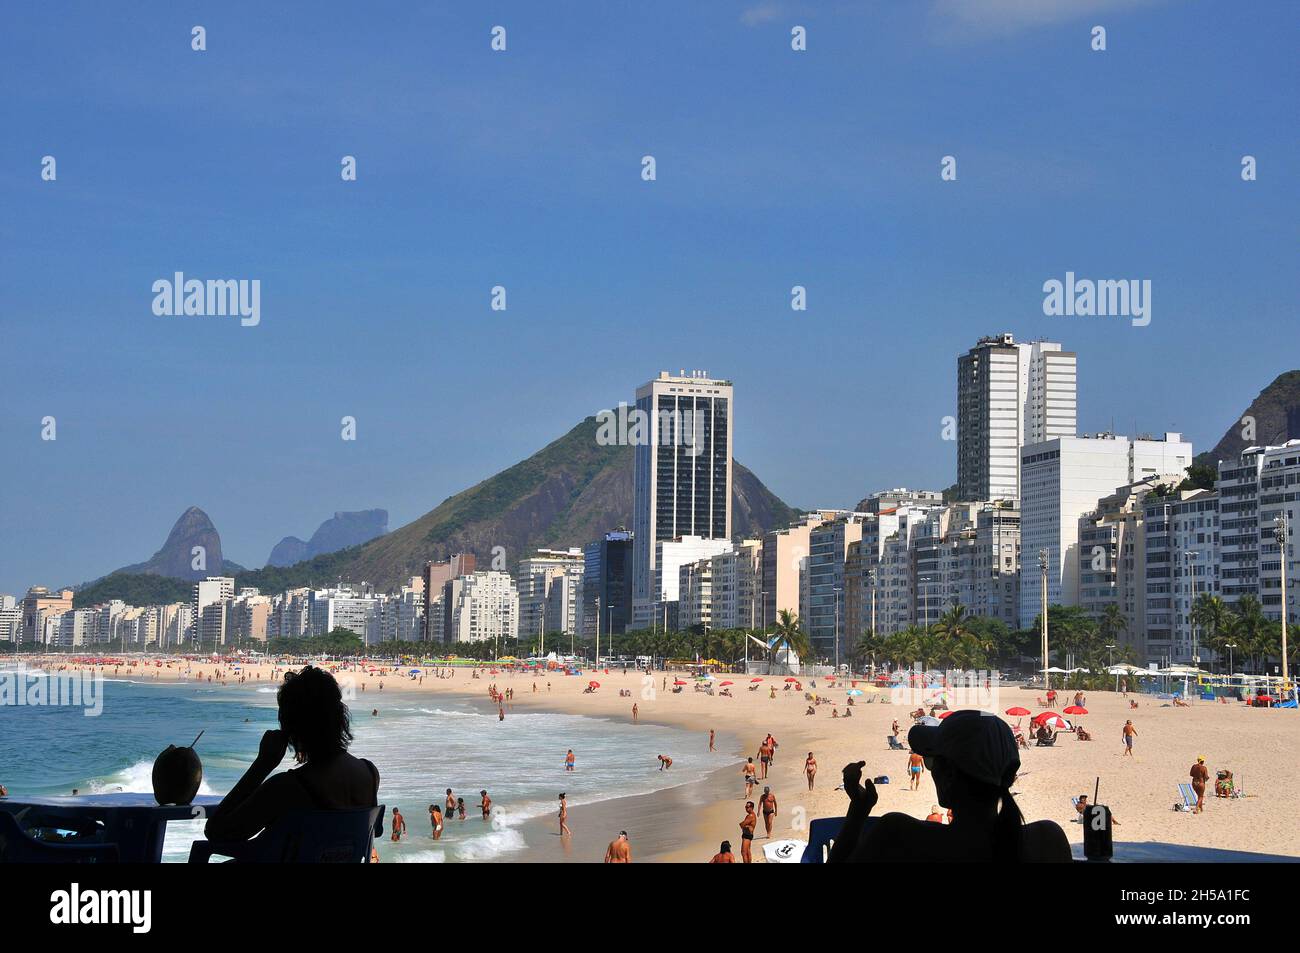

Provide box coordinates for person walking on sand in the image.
[391,806,406,842]
[604,831,631,863]
[757,739,772,779]
[1122,720,1137,757]
[709,729,716,752]
[558,793,572,836]
[1190,756,1210,813]
[805,752,818,790]
[743,757,757,798]
[739,802,757,863]
[759,786,778,837]
[908,751,925,790]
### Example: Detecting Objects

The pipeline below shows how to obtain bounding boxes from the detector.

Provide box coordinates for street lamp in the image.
[1039,549,1050,691]
[833,586,842,675]
[1274,513,1290,696]
[1185,549,1200,668]
[1225,643,1237,678]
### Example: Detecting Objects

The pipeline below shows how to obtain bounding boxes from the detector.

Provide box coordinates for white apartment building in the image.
[308,587,379,639]
[446,571,518,645]
[516,549,584,640]
[957,334,1077,503]
[1019,433,1193,624]
[0,596,21,644]
[711,540,762,630]
[654,536,734,606]
[1257,440,1300,626]
[192,577,235,644]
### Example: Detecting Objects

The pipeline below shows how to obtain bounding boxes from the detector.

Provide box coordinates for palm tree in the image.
[1191,594,1230,671]
[768,609,809,674]
[1098,604,1128,648]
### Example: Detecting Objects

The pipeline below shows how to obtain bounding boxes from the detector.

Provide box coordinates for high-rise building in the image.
[422,554,476,640]
[957,334,1077,503]
[583,530,633,638]
[760,514,825,631]
[445,571,518,645]
[1019,433,1192,624]
[632,370,733,629]
[191,577,234,645]
[1256,440,1300,627]
[516,549,584,641]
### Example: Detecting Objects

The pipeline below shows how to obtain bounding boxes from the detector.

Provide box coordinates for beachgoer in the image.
[204,665,380,843]
[926,805,944,823]
[739,803,757,863]
[743,758,757,797]
[1190,757,1210,813]
[709,840,735,863]
[709,729,716,752]
[658,754,673,771]
[604,831,631,863]
[759,787,778,837]
[908,751,925,790]
[1122,720,1137,757]
[805,752,817,790]
[391,806,406,841]
[565,749,575,771]
[429,803,443,839]
[828,711,1071,863]
[559,793,572,836]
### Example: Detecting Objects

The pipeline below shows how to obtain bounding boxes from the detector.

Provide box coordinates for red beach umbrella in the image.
[784,677,798,682]
[1063,705,1088,715]
[719,681,733,686]
[750,677,764,682]
[588,680,600,688]
[1005,706,1031,716]
[1038,715,1068,729]
[938,710,958,719]
[1032,711,1061,724]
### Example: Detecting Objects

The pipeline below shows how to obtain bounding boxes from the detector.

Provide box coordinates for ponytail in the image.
[993,786,1025,862]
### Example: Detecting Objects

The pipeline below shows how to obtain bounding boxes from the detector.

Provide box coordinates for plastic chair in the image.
[189,805,385,863]
[0,810,119,863]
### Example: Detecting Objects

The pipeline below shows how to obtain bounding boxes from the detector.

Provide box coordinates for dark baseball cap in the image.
[907,710,1019,789]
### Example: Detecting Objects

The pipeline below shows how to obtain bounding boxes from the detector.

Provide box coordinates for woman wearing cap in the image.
[827,710,1071,863]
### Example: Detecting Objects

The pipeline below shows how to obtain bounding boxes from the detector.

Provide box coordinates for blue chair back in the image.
[0,810,119,863]
[191,805,384,863]
[800,816,844,863]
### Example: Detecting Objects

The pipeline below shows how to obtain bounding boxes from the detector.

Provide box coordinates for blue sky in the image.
[2,0,1296,593]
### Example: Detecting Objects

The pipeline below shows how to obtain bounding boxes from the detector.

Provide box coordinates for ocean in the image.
[0,670,716,862]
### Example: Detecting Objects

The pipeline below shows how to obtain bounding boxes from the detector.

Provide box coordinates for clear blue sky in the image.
[2,0,1296,594]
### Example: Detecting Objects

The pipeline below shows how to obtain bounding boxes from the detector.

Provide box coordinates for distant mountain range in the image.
[74,415,800,604]
[266,510,389,567]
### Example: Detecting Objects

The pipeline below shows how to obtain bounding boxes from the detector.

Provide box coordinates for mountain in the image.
[267,510,389,567]
[115,506,232,581]
[1198,370,1300,467]
[232,416,801,594]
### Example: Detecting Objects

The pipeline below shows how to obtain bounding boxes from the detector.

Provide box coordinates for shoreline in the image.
[10,655,1300,862]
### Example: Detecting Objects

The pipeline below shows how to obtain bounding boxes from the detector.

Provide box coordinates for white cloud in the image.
[928,0,1173,41]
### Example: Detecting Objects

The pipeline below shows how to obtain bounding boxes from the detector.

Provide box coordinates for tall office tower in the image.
[806,515,866,661]
[191,577,234,645]
[1142,487,1220,665]
[583,530,633,638]
[761,514,825,630]
[1018,433,1192,625]
[957,333,1077,503]
[632,370,733,629]
[1255,440,1300,625]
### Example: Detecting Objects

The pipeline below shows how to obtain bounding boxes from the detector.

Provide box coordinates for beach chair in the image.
[1175,784,1197,812]
[887,734,906,750]
[188,805,385,863]
[800,816,845,863]
[0,810,120,864]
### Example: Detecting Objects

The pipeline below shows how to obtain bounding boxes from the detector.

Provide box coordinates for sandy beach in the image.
[20,657,1300,862]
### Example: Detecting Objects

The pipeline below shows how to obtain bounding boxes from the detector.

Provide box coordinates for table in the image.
[0,793,223,862]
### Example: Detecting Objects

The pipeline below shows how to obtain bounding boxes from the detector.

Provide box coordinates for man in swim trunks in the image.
[1190,756,1210,813]
[604,831,631,863]
[1122,720,1137,757]
[480,790,491,819]
[908,751,925,790]
[446,788,456,817]
[759,786,778,837]
[743,757,757,797]
[658,754,673,770]
[565,749,575,771]
[758,741,772,779]
[391,806,406,842]
[739,803,757,863]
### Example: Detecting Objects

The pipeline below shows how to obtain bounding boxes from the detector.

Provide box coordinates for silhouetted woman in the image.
[205,665,380,841]
[828,710,1070,863]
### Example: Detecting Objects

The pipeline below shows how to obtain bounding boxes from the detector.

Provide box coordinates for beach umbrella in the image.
[674,678,687,685]
[719,680,733,686]
[1005,706,1030,716]
[588,680,600,688]
[938,710,958,719]
[1063,705,1088,715]
[846,689,863,696]
[1037,715,1068,729]
[1032,711,1061,724]
[750,677,764,683]
[784,677,798,682]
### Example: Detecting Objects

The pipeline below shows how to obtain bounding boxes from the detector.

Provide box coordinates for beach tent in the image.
[762,839,807,864]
